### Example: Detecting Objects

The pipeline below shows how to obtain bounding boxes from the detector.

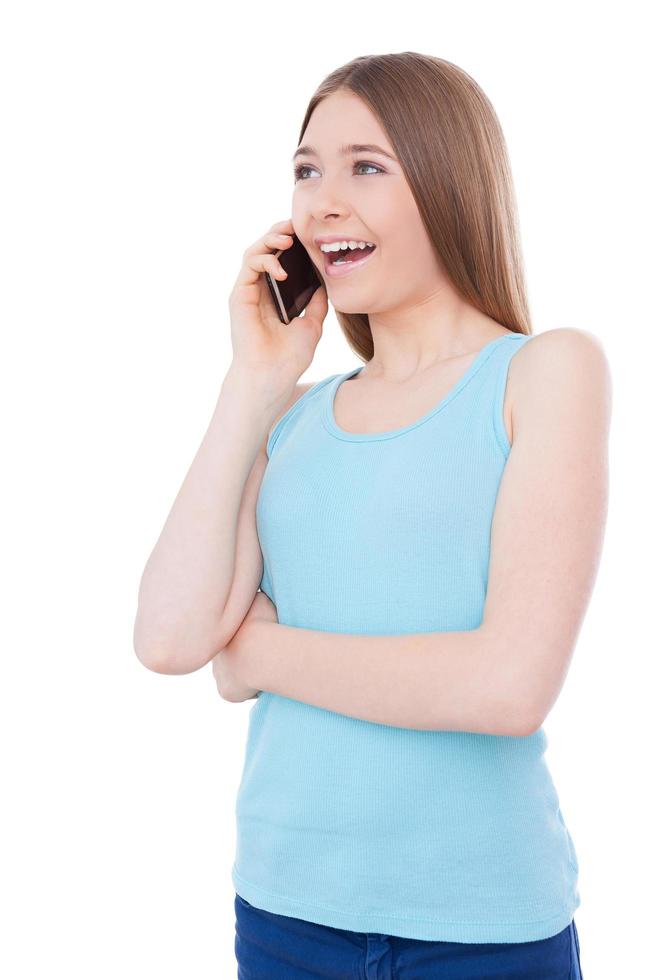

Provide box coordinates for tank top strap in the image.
[490,333,535,457]
[267,372,340,458]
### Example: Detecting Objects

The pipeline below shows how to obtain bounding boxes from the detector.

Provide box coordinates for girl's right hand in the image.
[228,218,329,381]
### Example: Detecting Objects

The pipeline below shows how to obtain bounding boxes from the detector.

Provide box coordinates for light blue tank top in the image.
[231,332,580,943]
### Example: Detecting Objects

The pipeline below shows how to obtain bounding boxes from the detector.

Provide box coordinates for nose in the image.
[313,204,349,223]
[309,187,351,224]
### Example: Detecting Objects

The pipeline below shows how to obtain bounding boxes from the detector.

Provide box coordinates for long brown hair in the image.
[296,52,532,362]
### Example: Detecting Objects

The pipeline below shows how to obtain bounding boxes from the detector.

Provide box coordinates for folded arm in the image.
[238,329,611,735]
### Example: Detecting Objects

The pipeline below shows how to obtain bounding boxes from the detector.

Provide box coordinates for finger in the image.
[269,218,294,235]
[262,232,294,252]
[233,251,288,290]
[242,221,294,259]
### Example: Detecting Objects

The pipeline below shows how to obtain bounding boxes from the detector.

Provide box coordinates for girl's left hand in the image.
[211,591,278,702]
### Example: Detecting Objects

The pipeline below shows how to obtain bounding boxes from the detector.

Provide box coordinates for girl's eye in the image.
[293,160,384,182]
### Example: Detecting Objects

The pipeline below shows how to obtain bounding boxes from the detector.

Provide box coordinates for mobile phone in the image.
[264,233,323,324]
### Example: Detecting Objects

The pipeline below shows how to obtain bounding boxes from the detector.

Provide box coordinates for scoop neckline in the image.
[322,333,522,442]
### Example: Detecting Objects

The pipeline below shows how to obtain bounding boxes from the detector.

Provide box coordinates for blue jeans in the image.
[234,894,584,979]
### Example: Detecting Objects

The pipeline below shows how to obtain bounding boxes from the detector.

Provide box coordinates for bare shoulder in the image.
[508,327,612,439]
[517,326,609,369]
[509,327,610,399]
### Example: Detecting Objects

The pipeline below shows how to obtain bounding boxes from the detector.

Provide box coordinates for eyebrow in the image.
[292,142,398,163]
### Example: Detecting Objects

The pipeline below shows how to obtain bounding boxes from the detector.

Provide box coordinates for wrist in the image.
[240,619,268,690]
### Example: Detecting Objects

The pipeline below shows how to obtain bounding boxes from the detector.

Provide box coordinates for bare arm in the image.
[133,368,297,675]
[132,216,329,675]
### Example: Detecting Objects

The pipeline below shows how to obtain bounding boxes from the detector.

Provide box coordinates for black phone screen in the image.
[264,234,323,324]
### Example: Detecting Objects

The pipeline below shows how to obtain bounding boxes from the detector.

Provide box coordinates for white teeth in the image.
[320,240,375,253]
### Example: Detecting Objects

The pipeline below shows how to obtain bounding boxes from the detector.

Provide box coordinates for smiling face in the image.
[291,90,444,315]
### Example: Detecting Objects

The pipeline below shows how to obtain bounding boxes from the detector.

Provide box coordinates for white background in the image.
[1,1,648,976]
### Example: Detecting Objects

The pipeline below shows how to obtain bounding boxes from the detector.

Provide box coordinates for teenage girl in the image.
[135,53,609,979]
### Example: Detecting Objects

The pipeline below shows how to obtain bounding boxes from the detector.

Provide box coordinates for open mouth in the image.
[321,244,378,279]
[324,243,377,268]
